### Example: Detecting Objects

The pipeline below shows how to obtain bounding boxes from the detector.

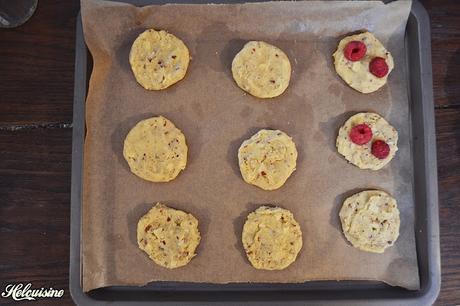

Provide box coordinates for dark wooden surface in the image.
[0,0,458,305]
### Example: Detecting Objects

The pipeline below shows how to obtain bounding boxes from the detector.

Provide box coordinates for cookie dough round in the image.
[231,41,291,98]
[238,129,297,190]
[242,206,303,270]
[336,112,398,170]
[333,31,394,93]
[129,29,190,90]
[137,203,201,268]
[123,116,187,182]
[339,190,400,253]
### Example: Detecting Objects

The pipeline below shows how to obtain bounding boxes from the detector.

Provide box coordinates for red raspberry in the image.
[349,124,373,145]
[371,140,390,159]
[343,41,367,61]
[369,57,389,78]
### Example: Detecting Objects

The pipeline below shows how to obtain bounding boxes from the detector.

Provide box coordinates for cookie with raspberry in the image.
[333,32,394,93]
[336,112,398,170]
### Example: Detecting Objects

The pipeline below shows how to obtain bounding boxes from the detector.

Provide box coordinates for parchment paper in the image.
[81,0,419,292]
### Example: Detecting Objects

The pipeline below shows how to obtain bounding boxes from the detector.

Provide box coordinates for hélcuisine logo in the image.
[1,283,64,301]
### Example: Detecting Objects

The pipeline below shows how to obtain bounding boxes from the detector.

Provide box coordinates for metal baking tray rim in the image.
[69,1,440,305]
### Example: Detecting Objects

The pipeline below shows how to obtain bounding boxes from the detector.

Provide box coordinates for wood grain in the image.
[0,0,79,125]
[434,108,460,306]
[0,128,73,306]
[420,0,460,107]
[0,0,458,305]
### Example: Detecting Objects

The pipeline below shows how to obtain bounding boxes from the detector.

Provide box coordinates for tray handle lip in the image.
[409,0,441,305]
[70,11,95,306]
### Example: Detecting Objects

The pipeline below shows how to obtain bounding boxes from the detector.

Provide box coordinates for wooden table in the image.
[0,1,458,305]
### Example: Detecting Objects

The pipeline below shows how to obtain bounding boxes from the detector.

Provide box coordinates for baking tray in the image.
[70,1,440,304]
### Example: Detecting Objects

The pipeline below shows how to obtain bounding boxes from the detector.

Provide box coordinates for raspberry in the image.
[369,57,389,78]
[349,124,373,145]
[343,41,367,61]
[371,140,390,159]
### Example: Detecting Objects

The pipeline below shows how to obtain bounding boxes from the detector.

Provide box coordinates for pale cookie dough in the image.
[242,206,303,270]
[339,190,400,253]
[137,203,201,268]
[238,129,297,190]
[336,112,398,170]
[129,29,190,90]
[123,116,187,182]
[231,41,291,98]
[333,32,394,93]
